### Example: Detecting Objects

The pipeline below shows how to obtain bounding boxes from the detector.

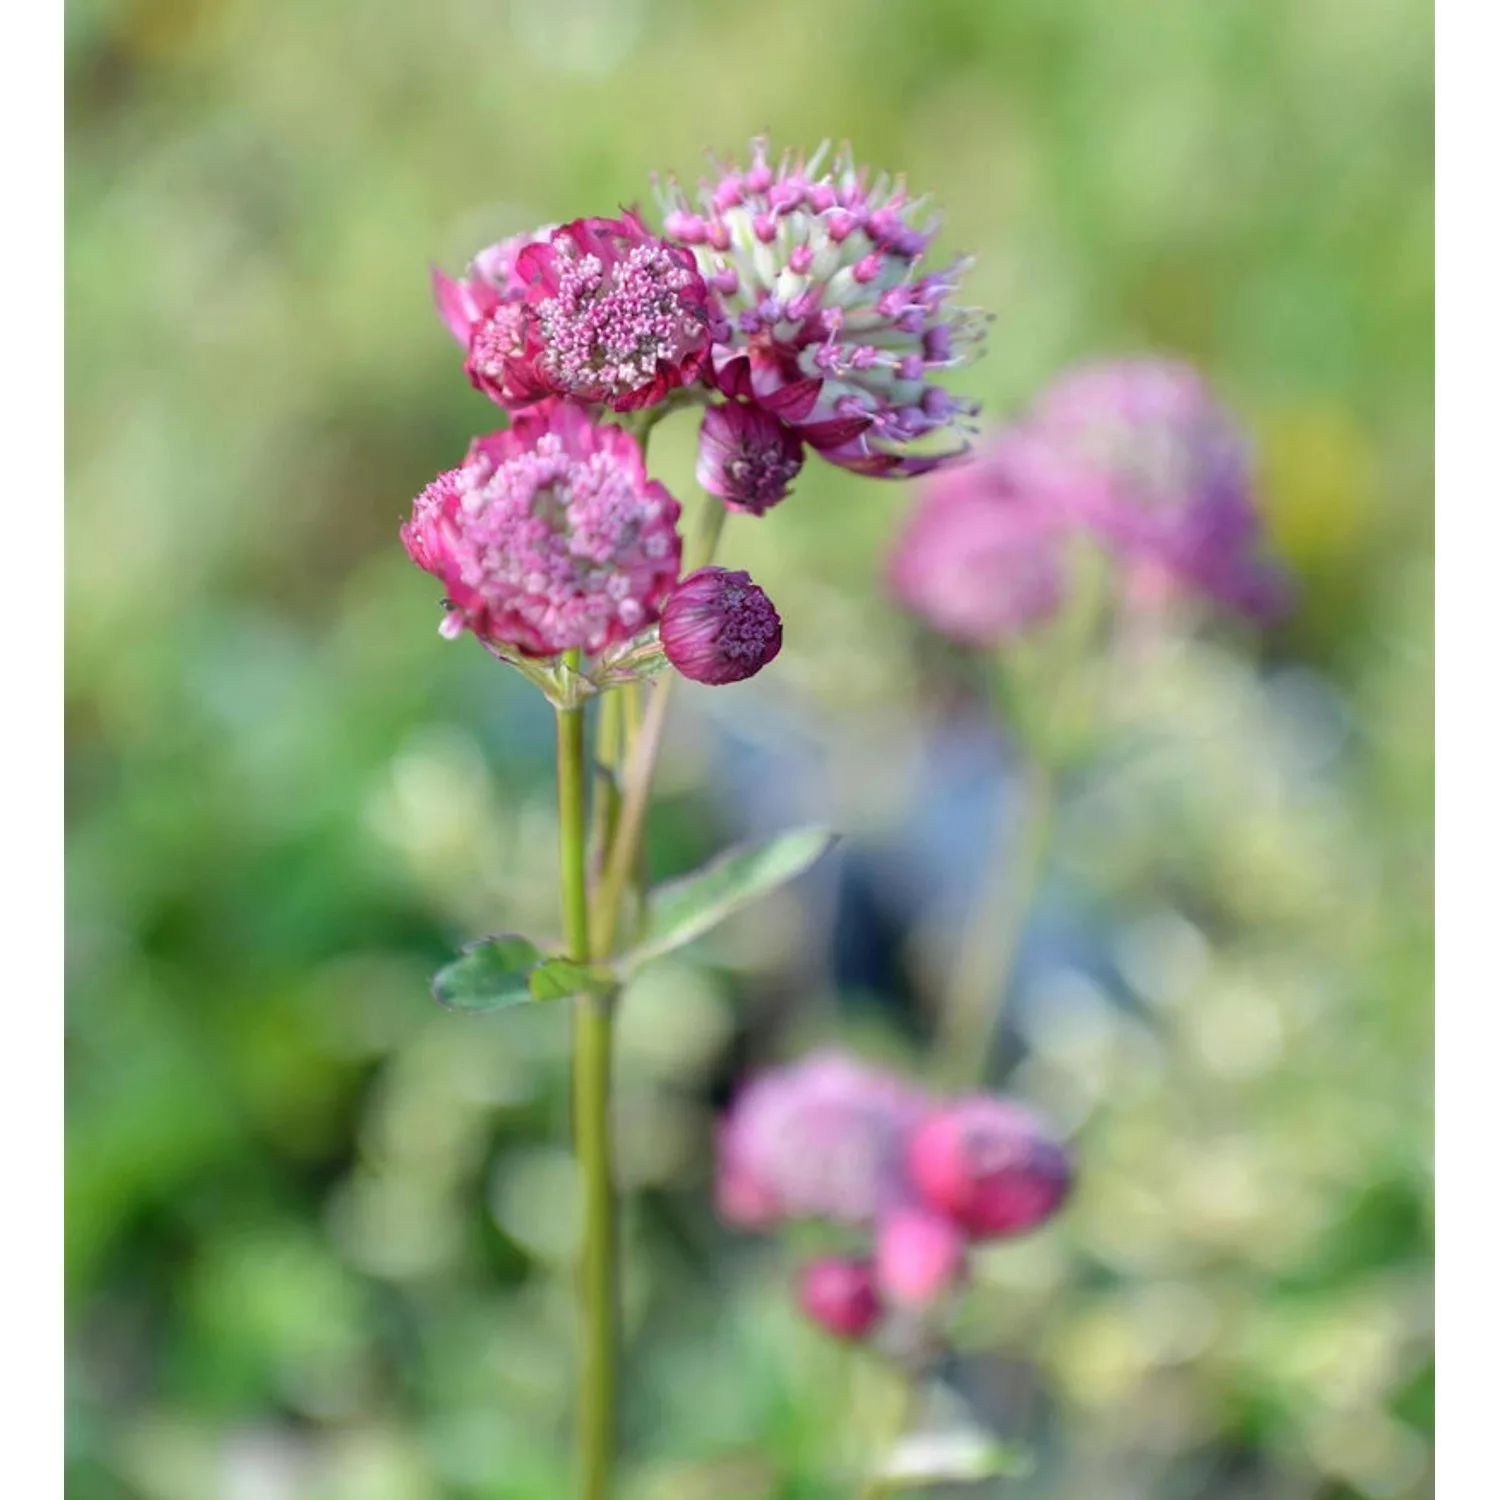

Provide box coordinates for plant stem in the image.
[934,750,1056,1089]
[591,497,729,961]
[557,652,615,1500]
[573,991,616,1500]
[557,656,592,965]
[589,689,623,884]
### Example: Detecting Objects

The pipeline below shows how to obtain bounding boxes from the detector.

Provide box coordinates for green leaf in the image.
[626,826,838,971]
[431,934,544,1013]
[528,958,618,1003]
[432,936,619,1011]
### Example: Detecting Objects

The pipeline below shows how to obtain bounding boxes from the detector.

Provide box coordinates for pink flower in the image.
[431,228,552,347]
[695,401,805,515]
[401,400,682,657]
[1027,358,1290,621]
[887,435,1073,646]
[659,566,783,685]
[875,1207,967,1307]
[906,1098,1071,1241]
[512,211,725,412]
[715,1052,929,1227]
[432,229,558,410]
[797,1257,882,1341]
[657,137,984,477]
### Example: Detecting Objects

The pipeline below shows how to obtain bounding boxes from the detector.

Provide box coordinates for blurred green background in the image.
[65,1,1432,1497]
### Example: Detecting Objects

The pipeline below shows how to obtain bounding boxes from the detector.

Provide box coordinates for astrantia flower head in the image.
[432,228,551,347]
[432,228,557,410]
[695,401,805,515]
[888,435,1074,646]
[1028,358,1291,621]
[716,1052,929,1227]
[658,137,985,476]
[659,566,783,685]
[513,211,725,412]
[401,400,682,658]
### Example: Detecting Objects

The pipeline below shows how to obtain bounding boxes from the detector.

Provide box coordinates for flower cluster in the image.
[402,401,682,656]
[717,1052,1071,1339]
[405,139,984,694]
[889,357,1291,645]
[658,137,985,490]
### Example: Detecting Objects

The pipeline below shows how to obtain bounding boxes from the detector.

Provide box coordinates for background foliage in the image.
[66,1,1433,1496]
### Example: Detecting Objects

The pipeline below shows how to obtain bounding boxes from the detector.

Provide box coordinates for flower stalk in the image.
[590,496,730,959]
[934,752,1056,1088]
[556,651,616,1500]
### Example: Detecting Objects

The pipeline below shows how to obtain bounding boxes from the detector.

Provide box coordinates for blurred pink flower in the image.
[906,1096,1072,1241]
[797,1257,882,1341]
[401,400,681,657]
[658,137,984,477]
[888,358,1292,643]
[1028,358,1291,621]
[659,566,783,685]
[886,435,1074,645]
[716,1051,929,1227]
[875,1206,967,1306]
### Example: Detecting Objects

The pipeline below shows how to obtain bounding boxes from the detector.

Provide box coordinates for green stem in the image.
[557,653,615,1500]
[592,497,729,961]
[589,690,623,885]
[934,750,1056,1089]
[573,993,615,1500]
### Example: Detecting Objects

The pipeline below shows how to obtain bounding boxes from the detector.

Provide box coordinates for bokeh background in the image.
[65,1,1433,1497]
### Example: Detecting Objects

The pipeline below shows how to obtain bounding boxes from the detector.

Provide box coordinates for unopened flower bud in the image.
[797,1257,882,1341]
[907,1098,1072,1240]
[875,1207,967,1306]
[695,402,805,515]
[660,566,783,685]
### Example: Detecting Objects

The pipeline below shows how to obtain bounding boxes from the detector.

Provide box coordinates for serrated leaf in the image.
[528,958,618,1003]
[626,826,838,971]
[431,934,544,1013]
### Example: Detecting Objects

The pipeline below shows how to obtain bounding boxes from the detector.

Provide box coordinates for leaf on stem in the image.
[624,826,839,972]
[432,935,616,1012]
[528,957,618,1002]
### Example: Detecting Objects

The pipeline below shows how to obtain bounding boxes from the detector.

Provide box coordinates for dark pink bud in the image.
[660,567,783,685]
[797,1258,882,1341]
[695,403,805,516]
[907,1098,1072,1241]
[875,1207,967,1306]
